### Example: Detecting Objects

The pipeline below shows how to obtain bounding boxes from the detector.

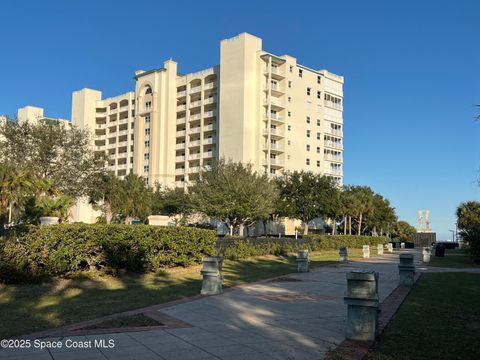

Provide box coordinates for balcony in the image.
[189,140,201,147]
[177,104,187,112]
[96,135,106,141]
[203,151,214,158]
[325,168,343,176]
[189,127,201,135]
[204,82,215,90]
[190,100,202,108]
[189,153,201,160]
[190,113,202,121]
[175,143,186,150]
[204,124,215,132]
[96,123,106,129]
[118,130,129,136]
[176,117,186,124]
[176,130,186,137]
[177,90,186,98]
[264,113,284,123]
[190,86,202,94]
[204,96,216,105]
[262,128,284,137]
[118,118,129,125]
[263,84,284,95]
[96,113,107,118]
[118,141,128,148]
[117,152,128,159]
[189,166,200,173]
[263,143,284,152]
[324,155,343,162]
[175,168,185,175]
[204,110,216,118]
[203,137,216,145]
[324,141,343,150]
[325,101,343,111]
[175,155,185,162]
[117,164,128,170]
[95,146,104,151]
[263,158,284,167]
[324,128,343,137]
[107,143,117,149]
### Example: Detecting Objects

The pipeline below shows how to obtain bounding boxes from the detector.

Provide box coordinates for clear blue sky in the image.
[1,0,479,239]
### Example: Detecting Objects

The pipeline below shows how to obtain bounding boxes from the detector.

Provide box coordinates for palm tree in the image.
[456,201,480,230]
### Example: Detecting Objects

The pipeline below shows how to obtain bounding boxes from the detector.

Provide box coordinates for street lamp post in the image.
[449,230,455,242]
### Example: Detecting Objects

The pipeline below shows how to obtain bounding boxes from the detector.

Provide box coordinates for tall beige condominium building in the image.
[72,32,344,188]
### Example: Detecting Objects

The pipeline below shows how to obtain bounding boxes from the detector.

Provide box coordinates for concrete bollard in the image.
[363,245,370,258]
[398,254,415,286]
[339,247,348,262]
[422,247,431,263]
[400,242,405,249]
[200,256,223,295]
[344,270,379,341]
[377,244,384,255]
[296,250,310,272]
[387,243,393,253]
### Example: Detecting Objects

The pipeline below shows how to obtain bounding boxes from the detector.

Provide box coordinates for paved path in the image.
[0,249,467,360]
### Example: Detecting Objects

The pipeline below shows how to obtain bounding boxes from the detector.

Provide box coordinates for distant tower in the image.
[425,210,431,232]
[417,210,424,232]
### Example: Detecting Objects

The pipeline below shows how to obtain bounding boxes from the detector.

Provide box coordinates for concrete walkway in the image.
[0,249,462,360]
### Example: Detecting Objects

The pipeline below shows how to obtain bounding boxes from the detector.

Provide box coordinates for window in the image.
[288,125,292,131]
[144,153,149,160]
[306,130,311,138]
[306,116,310,124]
[317,76,321,84]
[145,101,152,109]
[288,97,292,103]
[144,140,150,148]
[299,69,303,78]
[307,87,311,96]
[288,140,291,145]
[145,87,152,95]
[288,111,291,117]
[306,158,310,165]
[145,128,150,135]
[289,65,293,73]
[317,91,321,99]
[288,81,292,88]
[145,115,150,123]
[306,144,310,151]
[317,119,321,126]
[270,168,276,175]
[317,160,320,167]
[143,165,149,173]
[316,146,320,153]
[317,132,321,140]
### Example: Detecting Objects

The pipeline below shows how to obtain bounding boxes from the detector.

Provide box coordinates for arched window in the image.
[145,87,152,95]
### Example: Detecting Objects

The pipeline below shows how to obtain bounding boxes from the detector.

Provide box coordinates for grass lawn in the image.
[0,248,364,339]
[367,272,480,360]
[429,249,479,268]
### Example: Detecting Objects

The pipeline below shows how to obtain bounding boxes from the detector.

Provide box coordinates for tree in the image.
[190,159,278,236]
[341,186,375,235]
[111,174,152,224]
[364,194,397,236]
[456,201,480,230]
[0,118,105,198]
[276,171,338,234]
[151,185,195,225]
[393,221,416,242]
[88,173,121,224]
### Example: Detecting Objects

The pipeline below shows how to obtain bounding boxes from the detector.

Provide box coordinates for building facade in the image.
[72,32,344,189]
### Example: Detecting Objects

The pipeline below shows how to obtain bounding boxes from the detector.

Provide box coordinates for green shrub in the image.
[217,235,389,260]
[0,224,216,283]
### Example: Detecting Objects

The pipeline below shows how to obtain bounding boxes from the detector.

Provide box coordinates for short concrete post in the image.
[339,247,348,262]
[387,243,393,253]
[362,245,370,258]
[344,270,379,341]
[296,250,309,272]
[200,256,223,295]
[398,254,415,286]
[377,244,384,255]
[400,242,405,249]
[422,247,431,263]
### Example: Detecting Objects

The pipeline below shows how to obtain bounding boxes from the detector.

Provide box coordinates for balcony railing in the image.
[175,143,186,150]
[190,113,202,121]
[177,104,187,111]
[203,151,214,158]
[176,130,186,137]
[204,124,215,132]
[175,168,185,175]
[263,143,284,151]
[189,153,201,160]
[324,155,343,162]
[177,90,186,97]
[203,137,215,145]
[189,127,201,134]
[175,156,185,162]
[189,140,201,147]
[204,110,216,118]
[324,128,343,136]
[324,141,343,149]
[190,100,202,108]
[263,128,284,137]
[190,86,202,94]
[204,97,216,105]
[176,117,186,124]
[204,82,215,90]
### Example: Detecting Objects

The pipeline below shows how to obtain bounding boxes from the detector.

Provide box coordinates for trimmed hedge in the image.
[217,235,389,260]
[0,224,216,283]
[0,224,388,283]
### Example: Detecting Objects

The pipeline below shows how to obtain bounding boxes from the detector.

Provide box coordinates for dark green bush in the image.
[217,235,389,260]
[0,224,216,283]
